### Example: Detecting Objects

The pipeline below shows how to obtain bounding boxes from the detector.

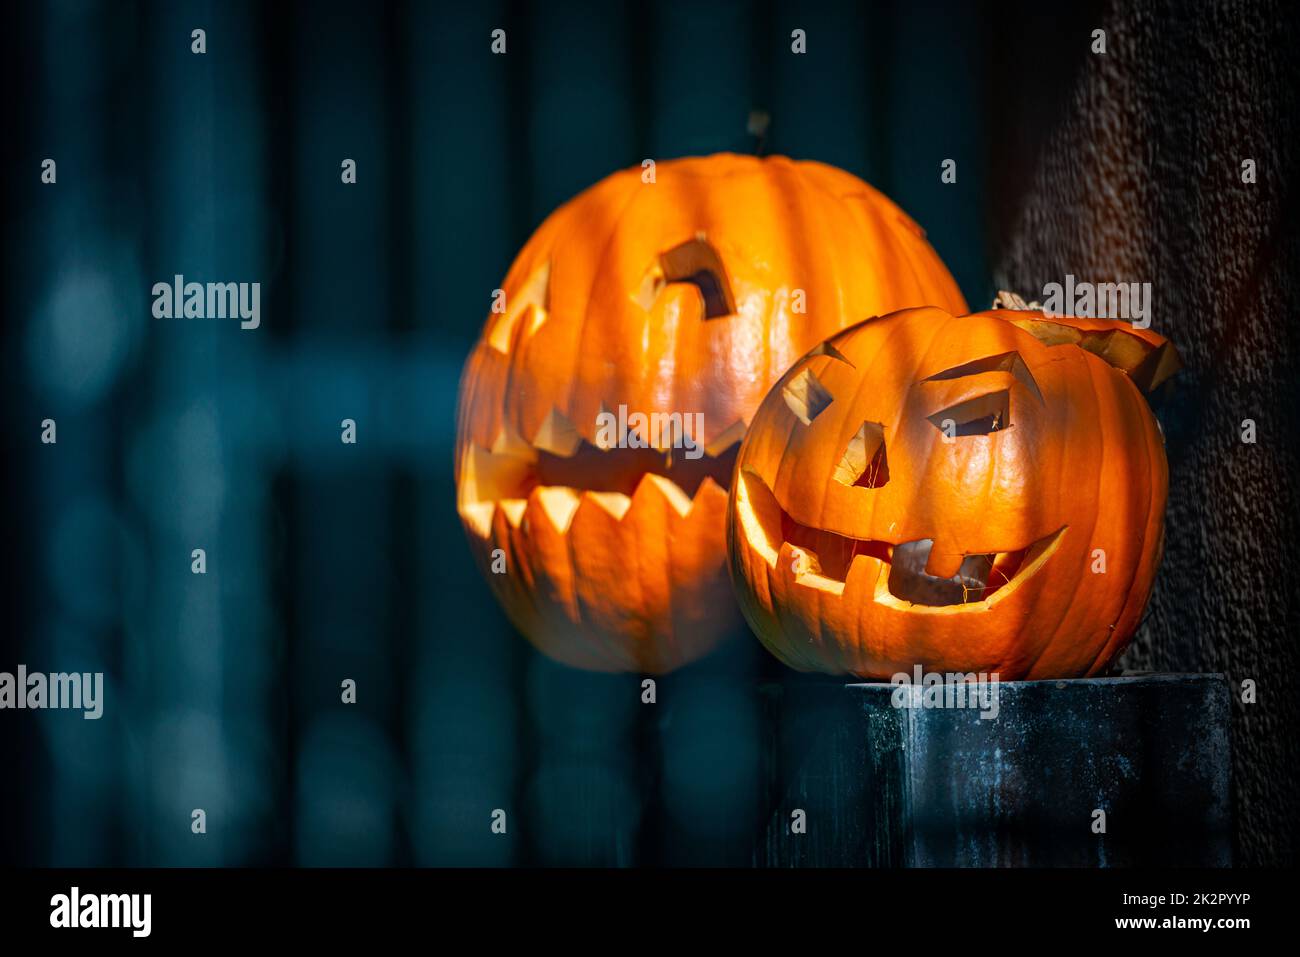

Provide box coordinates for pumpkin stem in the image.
[992,289,1042,311]
[746,109,770,156]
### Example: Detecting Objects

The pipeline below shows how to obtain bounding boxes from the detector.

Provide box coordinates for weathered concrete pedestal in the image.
[760,673,1232,867]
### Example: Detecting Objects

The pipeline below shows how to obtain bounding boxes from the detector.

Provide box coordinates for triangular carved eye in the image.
[636,237,736,318]
[834,422,889,488]
[922,351,1042,405]
[928,389,1012,436]
[488,261,550,353]
[782,368,833,425]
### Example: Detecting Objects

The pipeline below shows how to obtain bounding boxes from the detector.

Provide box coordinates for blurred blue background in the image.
[1,0,1098,865]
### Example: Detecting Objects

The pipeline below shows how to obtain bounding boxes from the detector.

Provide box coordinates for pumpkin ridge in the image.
[1012,341,1110,679]
[558,170,648,446]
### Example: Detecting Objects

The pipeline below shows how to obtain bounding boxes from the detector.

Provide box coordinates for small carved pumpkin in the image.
[728,305,1181,679]
[456,154,967,673]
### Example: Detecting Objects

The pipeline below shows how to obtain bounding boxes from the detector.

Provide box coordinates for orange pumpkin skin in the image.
[728,306,1181,680]
[456,154,968,674]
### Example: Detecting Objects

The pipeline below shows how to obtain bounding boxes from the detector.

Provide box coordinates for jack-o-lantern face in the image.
[455,154,967,674]
[728,306,1181,680]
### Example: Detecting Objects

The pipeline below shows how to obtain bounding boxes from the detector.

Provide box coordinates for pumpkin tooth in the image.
[889,540,994,606]
[460,442,533,513]
[473,469,728,533]
[529,486,581,533]
[491,419,536,459]
[581,490,633,521]
[631,473,693,518]
[532,407,583,456]
[688,476,727,514]
[504,473,725,533]
[568,490,632,555]
[917,541,967,582]
[460,501,495,538]
[499,498,527,528]
[844,552,889,605]
[782,543,845,597]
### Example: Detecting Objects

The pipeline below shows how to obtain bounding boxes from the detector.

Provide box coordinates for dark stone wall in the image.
[990,0,1300,865]
[761,677,1232,867]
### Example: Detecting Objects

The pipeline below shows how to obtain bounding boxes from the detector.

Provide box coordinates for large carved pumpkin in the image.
[456,153,967,673]
[728,305,1181,679]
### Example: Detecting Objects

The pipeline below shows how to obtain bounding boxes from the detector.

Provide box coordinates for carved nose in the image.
[833,422,889,488]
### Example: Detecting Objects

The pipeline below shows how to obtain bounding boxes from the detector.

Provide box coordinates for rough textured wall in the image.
[993,0,1300,865]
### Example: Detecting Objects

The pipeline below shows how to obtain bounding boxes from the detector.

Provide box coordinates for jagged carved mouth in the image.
[528,441,737,499]
[458,413,743,538]
[736,467,1066,608]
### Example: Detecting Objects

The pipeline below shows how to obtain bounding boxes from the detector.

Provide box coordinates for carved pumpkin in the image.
[455,153,968,673]
[728,305,1181,679]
